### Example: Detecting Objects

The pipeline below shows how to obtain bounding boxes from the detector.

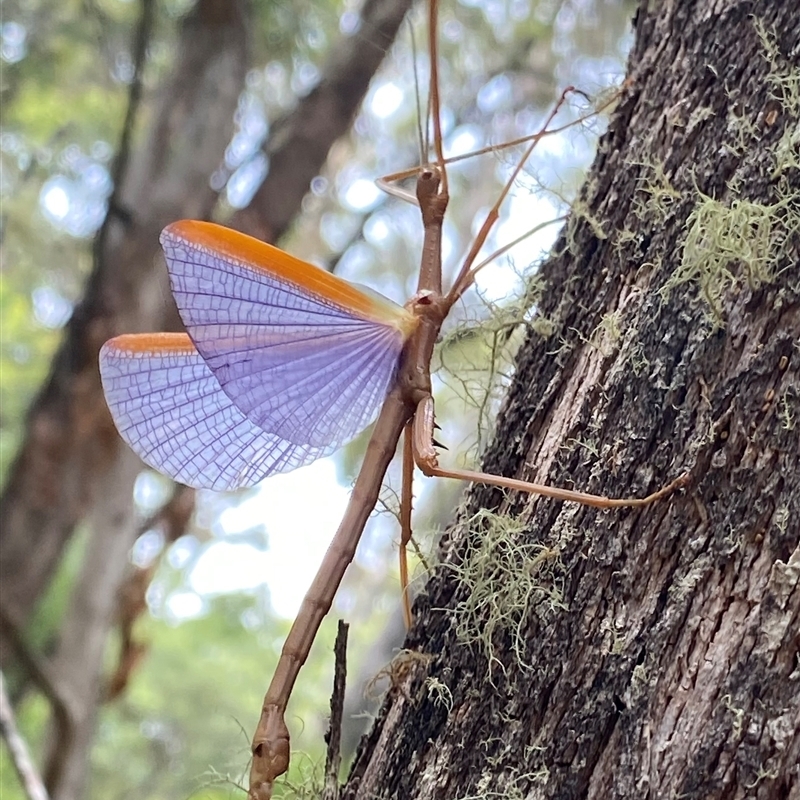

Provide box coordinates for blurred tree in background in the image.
[0,0,647,797]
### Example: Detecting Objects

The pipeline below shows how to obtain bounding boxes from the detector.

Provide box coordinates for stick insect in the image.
[99,2,687,795]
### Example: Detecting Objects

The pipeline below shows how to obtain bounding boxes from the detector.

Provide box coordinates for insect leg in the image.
[411,396,689,509]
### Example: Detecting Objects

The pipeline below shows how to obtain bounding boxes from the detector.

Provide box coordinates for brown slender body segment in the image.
[399,425,415,629]
[248,169,451,800]
[248,388,411,798]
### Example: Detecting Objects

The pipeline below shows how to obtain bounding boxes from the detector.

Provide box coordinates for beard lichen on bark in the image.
[423,675,454,713]
[454,762,550,800]
[610,18,800,335]
[441,508,565,680]
[658,20,800,331]
[756,18,800,178]
[630,158,683,227]
[660,187,798,329]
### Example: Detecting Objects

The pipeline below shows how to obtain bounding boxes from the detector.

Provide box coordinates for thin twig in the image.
[0,604,74,793]
[0,669,50,800]
[322,621,349,800]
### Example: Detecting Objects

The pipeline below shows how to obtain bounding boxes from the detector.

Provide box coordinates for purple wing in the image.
[161,222,416,448]
[100,334,331,490]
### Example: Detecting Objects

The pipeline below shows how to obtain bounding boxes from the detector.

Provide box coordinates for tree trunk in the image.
[0,0,250,631]
[343,1,800,798]
[34,5,250,799]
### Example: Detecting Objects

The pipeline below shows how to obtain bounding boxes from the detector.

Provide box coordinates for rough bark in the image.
[343,1,800,798]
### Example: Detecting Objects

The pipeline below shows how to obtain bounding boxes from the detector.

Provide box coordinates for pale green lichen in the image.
[779,389,797,432]
[721,693,746,738]
[425,676,454,712]
[590,311,622,357]
[456,765,549,800]
[198,752,323,800]
[628,340,651,376]
[445,509,564,677]
[632,159,682,225]
[774,506,789,535]
[658,19,800,328]
[436,272,549,454]
[569,196,609,243]
[661,190,795,328]
[755,19,800,177]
